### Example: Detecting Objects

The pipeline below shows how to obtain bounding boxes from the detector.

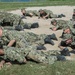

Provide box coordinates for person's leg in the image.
[50,13,58,18]
[27,50,58,64]
[1,46,27,64]
[26,50,46,63]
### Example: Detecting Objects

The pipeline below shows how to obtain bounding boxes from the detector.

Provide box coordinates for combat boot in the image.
[58,15,62,18]
[15,25,24,31]
[57,55,66,61]
[60,47,70,56]
[48,33,58,41]
[44,37,54,45]
[31,22,39,28]
[61,14,66,17]
[23,23,31,29]
[36,45,46,50]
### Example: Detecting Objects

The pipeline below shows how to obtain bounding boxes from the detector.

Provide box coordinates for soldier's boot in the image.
[60,47,70,56]
[57,55,66,61]
[61,14,66,17]
[31,22,39,28]
[48,33,58,41]
[36,45,46,50]
[15,25,24,31]
[44,37,54,45]
[58,15,62,18]
[23,23,31,29]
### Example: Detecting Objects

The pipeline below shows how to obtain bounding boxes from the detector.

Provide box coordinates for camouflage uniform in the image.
[62,21,75,37]
[0,11,24,29]
[51,19,73,30]
[60,32,75,48]
[44,9,58,18]
[26,10,39,16]
[0,45,61,64]
[0,46,25,63]
[59,21,75,48]
[1,30,62,64]
[3,45,61,64]
[27,50,60,64]
[5,30,45,47]
[38,9,58,19]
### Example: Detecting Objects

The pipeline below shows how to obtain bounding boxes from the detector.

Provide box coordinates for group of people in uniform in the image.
[0,8,75,69]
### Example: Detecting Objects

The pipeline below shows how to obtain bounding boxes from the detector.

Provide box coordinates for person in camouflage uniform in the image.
[0,27,26,68]
[1,29,58,48]
[21,8,39,18]
[0,26,60,67]
[60,21,75,38]
[0,45,62,66]
[0,10,39,30]
[38,9,65,19]
[58,25,75,56]
[0,29,64,68]
[0,11,25,31]
[50,19,74,31]
[58,33,72,56]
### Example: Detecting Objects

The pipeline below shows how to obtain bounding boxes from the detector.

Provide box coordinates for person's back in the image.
[4,30,44,48]
[56,20,68,28]
[50,19,68,31]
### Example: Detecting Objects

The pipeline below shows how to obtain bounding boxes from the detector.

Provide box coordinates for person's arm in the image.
[43,10,49,19]
[0,49,4,55]
[52,25,59,31]
[38,13,41,19]
[7,40,16,47]
[52,27,57,31]
[43,13,49,19]
[58,45,65,50]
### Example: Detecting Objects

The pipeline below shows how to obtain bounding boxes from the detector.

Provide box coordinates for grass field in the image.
[0,61,75,75]
[0,0,75,10]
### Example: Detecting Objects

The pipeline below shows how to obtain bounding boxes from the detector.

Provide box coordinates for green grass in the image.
[0,0,75,11]
[0,61,75,75]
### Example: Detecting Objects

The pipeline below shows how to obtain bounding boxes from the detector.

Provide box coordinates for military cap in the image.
[62,34,72,41]
[63,26,70,31]
[51,19,57,24]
